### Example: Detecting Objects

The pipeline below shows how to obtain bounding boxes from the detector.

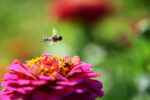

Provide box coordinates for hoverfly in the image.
[42,28,62,45]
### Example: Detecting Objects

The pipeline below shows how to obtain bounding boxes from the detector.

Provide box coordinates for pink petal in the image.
[31,80,47,85]
[57,81,77,86]
[50,86,65,90]
[54,72,68,81]
[71,56,80,64]
[39,75,55,81]
[41,53,53,57]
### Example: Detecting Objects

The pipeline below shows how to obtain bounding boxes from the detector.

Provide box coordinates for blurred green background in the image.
[0,0,150,100]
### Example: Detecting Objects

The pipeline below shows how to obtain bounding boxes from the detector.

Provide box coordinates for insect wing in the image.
[41,32,48,42]
[52,27,57,36]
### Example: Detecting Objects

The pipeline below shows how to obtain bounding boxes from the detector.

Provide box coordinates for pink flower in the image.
[50,0,113,22]
[0,54,103,100]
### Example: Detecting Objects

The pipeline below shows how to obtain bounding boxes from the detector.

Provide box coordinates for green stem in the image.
[75,22,94,59]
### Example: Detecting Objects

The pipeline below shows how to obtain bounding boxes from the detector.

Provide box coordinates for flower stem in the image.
[75,22,94,59]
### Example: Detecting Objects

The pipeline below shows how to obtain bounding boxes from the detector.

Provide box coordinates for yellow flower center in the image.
[26,56,72,77]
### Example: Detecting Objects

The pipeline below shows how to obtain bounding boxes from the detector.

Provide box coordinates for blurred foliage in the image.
[0,0,150,100]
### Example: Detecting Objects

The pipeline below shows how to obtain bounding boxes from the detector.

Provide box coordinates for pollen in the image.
[51,67,55,71]
[40,65,44,71]
[61,58,67,62]
[49,56,61,61]
[27,56,46,67]
[49,57,54,60]
[63,67,69,72]
[26,55,72,77]
[45,68,49,73]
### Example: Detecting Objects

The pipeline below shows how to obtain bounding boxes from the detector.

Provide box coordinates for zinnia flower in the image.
[0,54,103,100]
[50,0,113,22]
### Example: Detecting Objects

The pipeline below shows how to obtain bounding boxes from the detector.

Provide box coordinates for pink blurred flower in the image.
[50,0,113,22]
[0,54,103,100]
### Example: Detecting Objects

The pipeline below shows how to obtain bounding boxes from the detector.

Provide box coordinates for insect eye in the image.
[58,36,62,40]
